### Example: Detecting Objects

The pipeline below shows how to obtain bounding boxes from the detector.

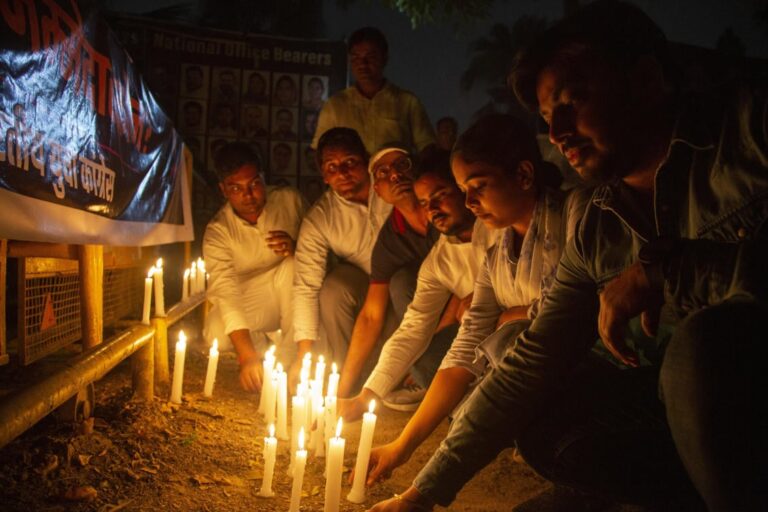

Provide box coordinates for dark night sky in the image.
[107,0,768,130]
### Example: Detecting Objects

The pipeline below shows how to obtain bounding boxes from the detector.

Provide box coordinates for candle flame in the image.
[269,424,275,438]
[191,261,197,271]
[369,400,376,414]
[332,362,338,374]
[179,330,187,343]
[212,339,218,351]
[298,427,305,450]
[335,417,343,438]
[276,362,284,373]
[318,355,325,364]
[156,257,163,269]
[148,267,155,278]
[183,268,190,278]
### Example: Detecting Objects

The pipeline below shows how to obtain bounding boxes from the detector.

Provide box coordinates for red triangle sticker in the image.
[40,292,57,331]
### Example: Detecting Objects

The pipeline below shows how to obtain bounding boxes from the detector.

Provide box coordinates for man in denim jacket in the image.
[369,1,768,511]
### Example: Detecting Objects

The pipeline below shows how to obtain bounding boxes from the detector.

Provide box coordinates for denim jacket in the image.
[413,84,768,505]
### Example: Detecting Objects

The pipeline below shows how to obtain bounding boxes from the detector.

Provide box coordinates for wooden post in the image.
[152,316,170,388]
[131,328,155,401]
[78,245,103,349]
[0,240,8,366]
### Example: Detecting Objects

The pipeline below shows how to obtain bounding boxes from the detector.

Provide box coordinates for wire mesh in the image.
[20,265,143,365]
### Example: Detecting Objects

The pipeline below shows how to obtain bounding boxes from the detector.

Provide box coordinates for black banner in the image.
[0,0,192,245]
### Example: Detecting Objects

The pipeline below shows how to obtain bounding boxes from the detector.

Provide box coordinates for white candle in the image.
[258,346,276,415]
[289,395,306,475]
[196,257,206,292]
[190,262,198,295]
[276,364,289,440]
[182,268,190,301]
[141,268,153,325]
[203,339,219,397]
[153,258,165,316]
[315,355,326,396]
[314,398,325,457]
[347,400,378,503]
[258,424,277,497]
[327,363,339,398]
[169,330,187,404]
[289,428,307,512]
[265,371,278,426]
[324,418,345,512]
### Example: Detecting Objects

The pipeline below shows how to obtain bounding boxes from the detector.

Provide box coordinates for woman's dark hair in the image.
[452,114,561,189]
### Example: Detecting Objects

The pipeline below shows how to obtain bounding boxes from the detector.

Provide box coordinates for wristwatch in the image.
[637,236,679,290]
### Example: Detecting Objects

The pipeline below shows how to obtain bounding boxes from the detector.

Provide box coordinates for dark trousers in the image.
[518,299,768,511]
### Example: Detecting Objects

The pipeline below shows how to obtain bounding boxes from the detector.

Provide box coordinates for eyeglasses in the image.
[224,178,263,196]
[373,156,413,181]
[322,156,364,176]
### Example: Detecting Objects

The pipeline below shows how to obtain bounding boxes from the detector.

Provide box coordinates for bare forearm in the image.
[229,329,259,363]
[397,367,474,455]
[339,314,384,397]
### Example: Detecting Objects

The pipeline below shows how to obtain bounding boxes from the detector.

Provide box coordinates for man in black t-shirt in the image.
[335,145,441,398]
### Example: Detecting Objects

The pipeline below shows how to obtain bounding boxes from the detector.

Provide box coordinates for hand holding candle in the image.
[203,339,219,397]
[347,400,378,503]
[258,424,277,498]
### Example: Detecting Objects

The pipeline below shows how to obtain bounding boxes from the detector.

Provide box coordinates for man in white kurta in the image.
[204,142,306,391]
[291,127,393,388]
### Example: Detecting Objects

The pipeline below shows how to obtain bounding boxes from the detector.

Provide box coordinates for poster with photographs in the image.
[112,16,346,206]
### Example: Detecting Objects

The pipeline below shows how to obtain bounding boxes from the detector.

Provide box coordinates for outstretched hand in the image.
[359,441,410,486]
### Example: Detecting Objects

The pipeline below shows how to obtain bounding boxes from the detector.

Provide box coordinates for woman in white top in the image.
[362,113,587,488]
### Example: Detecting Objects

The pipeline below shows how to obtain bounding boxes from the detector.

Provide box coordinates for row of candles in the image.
[142,257,207,325]
[167,334,378,510]
[258,349,379,511]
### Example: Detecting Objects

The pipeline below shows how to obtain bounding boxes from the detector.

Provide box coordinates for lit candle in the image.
[313,398,325,457]
[196,257,206,292]
[265,371,278,426]
[153,258,165,316]
[169,330,187,404]
[258,346,276,415]
[324,395,337,454]
[203,339,219,397]
[327,363,339,398]
[276,364,289,440]
[324,418,345,512]
[289,394,306,475]
[190,261,198,295]
[182,268,190,301]
[258,424,277,498]
[288,428,307,512]
[315,355,326,396]
[347,400,378,503]
[141,268,154,325]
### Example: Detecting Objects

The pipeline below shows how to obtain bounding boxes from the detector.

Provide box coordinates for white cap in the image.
[368,145,410,175]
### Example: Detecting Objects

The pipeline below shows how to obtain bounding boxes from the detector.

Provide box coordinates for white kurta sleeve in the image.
[364,253,451,398]
[439,254,502,375]
[203,224,250,335]
[292,211,330,342]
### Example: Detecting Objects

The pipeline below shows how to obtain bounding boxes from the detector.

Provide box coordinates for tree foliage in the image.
[337,0,496,27]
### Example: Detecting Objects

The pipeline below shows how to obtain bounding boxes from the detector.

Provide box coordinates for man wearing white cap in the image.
[336,144,441,399]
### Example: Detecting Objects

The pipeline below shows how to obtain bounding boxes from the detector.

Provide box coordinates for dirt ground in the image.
[0,319,557,512]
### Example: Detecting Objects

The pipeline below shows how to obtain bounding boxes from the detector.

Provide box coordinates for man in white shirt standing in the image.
[204,142,306,391]
[291,127,394,388]
[339,158,495,419]
[312,26,436,156]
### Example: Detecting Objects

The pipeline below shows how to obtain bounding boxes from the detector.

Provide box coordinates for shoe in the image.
[382,385,426,412]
